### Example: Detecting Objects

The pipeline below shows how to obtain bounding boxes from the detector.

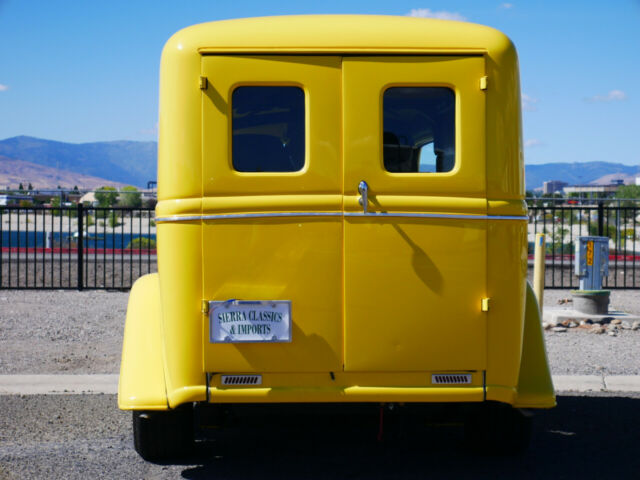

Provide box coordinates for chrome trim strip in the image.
[344,212,527,221]
[156,212,527,222]
[156,212,342,222]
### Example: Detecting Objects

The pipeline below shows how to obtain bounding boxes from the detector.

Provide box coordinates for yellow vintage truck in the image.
[118,15,555,460]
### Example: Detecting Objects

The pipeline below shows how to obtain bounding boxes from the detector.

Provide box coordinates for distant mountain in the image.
[0,156,128,190]
[525,162,640,191]
[0,136,156,188]
[1,136,638,192]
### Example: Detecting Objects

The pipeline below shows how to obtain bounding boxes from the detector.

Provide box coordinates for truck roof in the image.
[165,15,513,56]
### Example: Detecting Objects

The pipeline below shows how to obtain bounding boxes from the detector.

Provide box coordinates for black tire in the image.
[133,405,194,462]
[464,402,532,455]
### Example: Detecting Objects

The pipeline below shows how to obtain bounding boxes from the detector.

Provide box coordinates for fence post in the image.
[77,203,83,291]
[533,233,546,313]
[597,200,604,237]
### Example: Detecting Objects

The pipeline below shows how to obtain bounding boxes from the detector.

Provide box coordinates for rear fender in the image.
[513,282,556,408]
[118,273,169,410]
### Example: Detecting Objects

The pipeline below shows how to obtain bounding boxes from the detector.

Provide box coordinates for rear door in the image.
[201,56,343,373]
[342,56,488,372]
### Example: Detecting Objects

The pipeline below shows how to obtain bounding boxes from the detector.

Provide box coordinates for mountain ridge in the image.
[525,162,640,191]
[0,136,156,188]
[1,136,638,191]
[0,156,129,190]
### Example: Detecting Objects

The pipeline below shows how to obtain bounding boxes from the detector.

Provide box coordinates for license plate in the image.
[209,300,292,343]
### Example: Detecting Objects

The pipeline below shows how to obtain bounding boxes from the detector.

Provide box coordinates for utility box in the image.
[575,236,609,290]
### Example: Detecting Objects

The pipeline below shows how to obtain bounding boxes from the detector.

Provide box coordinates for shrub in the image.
[126,237,156,250]
[108,210,120,228]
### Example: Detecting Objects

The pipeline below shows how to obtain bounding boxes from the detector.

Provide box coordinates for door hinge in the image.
[199,76,208,90]
[202,300,210,314]
[479,76,488,91]
[481,297,490,312]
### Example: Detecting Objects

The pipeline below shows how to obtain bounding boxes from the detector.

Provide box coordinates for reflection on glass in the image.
[383,87,455,173]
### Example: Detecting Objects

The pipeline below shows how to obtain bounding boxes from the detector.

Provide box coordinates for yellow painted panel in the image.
[344,195,487,215]
[201,194,341,214]
[342,56,487,373]
[342,56,486,200]
[156,223,207,407]
[487,199,527,216]
[202,218,343,373]
[201,55,342,197]
[172,16,510,56]
[485,220,528,392]
[344,217,487,371]
[200,55,342,375]
[209,371,483,388]
[158,34,202,201]
[208,386,484,403]
[513,283,556,408]
[118,274,168,410]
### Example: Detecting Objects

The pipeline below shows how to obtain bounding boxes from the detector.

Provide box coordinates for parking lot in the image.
[1,289,639,478]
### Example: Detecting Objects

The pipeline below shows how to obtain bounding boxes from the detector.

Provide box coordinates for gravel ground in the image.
[0,290,128,374]
[1,392,639,479]
[0,288,638,376]
[0,289,639,478]
[542,289,640,375]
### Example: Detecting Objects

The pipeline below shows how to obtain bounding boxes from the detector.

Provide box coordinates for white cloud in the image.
[524,139,543,148]
[0,84,8,91]
[585,90,627,103]
[406,8,467,21]
[522,93,539,112]
[500,3,513,9]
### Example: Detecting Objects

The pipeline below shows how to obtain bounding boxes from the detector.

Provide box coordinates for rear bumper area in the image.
[205,372,484,404]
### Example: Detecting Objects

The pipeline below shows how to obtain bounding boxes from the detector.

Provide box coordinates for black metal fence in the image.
[0,205,156,290]
[527,199,640,289]
[2,201,640,290]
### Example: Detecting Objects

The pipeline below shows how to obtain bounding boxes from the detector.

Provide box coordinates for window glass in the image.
[383,87,455,173]
[232,86,305,172]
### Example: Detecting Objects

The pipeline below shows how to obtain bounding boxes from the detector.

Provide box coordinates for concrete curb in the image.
[0,374,119,395]
[1,374,640,395]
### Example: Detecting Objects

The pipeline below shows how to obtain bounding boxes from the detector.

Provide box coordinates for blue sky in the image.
[0,0,638,165]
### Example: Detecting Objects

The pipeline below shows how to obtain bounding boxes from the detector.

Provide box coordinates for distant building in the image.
[0,194,31,206]
[636,177,640,186]
[79,192,98,206]
[542,180,568,194]
[562,184,620,198]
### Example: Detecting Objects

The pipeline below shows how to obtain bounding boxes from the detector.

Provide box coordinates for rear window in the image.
[232,86,305,172]
[383,87,455,173]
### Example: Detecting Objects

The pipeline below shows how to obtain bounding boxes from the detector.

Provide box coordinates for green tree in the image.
[51,196,61,216]
[118,186,142,208]
[108,210,120,228]
[615,185,640,206]
[27,183,33,190]
[18,183,24,191]
[95,186,119,208]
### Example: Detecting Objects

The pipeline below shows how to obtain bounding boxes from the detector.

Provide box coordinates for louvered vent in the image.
[221,375,262,386]
[431,374,472,385]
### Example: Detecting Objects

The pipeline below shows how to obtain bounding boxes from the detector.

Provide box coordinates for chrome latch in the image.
[358,180,369,214]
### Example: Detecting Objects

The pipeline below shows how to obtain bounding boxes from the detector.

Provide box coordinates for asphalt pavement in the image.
[1,392,639,479]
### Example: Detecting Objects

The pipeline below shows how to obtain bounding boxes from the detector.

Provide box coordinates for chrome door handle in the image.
[358,180,368,214]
